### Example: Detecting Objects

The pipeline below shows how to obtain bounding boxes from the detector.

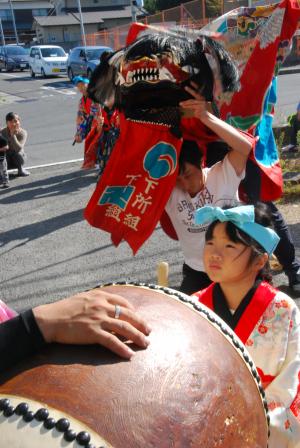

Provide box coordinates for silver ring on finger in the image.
[114,305,121,319]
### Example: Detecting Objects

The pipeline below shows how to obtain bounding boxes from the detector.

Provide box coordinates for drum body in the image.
[0,284,269,447]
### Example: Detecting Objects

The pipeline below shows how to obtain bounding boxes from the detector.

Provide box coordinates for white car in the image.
[29,45,68,78]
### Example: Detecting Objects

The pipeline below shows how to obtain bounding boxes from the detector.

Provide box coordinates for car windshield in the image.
[6,46,27,56]
[41,48,66,58]
[86,48,107,60]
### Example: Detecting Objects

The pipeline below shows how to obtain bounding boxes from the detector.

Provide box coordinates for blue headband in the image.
[194,205,280,255]
[73,76,89,85]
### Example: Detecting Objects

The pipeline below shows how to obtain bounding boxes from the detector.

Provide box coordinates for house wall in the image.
[36,23,98,45]
[64,0,129,8]
[98,17,132,30]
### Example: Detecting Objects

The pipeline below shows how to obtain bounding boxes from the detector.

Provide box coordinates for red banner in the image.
[84,114,182,253]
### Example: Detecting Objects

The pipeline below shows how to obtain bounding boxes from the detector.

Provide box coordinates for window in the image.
[32,9,48,16]
[86,48,111,60]
[79,49,86,58]
[70,48,80,60]
[0,10,12,21]
[6,46,27,56]
[40,47,66,57]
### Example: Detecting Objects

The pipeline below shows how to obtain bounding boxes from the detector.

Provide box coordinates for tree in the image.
[144,0,158,14]
[144,0,222,16]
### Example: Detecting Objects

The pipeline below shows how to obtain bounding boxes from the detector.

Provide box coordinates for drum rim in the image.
[0,393,112,448]
[98,281,270,436]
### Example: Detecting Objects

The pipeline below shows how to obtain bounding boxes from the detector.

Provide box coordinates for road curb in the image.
[278,67,300,76]
[7,158,84,174]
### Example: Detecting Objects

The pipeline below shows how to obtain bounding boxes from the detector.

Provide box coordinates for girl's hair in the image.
[205,202,274,282]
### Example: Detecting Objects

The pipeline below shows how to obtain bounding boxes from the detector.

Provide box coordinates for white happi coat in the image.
[194,281,300,447]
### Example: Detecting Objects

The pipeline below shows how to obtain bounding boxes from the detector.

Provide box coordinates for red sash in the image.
[194,282,277,344]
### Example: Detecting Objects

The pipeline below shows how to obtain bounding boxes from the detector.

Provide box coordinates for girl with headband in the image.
[193,204,300,447]
[73,76,100,169]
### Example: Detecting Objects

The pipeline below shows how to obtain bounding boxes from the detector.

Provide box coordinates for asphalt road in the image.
[0,71,299,313]
[0,71,78,167]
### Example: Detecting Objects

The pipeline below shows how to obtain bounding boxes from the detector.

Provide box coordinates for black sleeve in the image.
[0,310,46,373]
[0,134,7,147]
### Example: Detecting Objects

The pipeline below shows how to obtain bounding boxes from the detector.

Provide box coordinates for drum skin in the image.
[0,284,268,447]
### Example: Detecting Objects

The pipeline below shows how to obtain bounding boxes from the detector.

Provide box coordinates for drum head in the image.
[0,283,269,447]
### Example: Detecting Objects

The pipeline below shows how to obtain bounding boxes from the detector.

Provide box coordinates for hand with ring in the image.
[33,289,151,359]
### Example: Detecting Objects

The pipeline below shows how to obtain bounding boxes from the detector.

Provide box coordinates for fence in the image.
[86,0,219,49]
[85,0,299,66]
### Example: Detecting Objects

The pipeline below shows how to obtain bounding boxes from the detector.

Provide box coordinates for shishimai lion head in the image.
[88,27,240,111]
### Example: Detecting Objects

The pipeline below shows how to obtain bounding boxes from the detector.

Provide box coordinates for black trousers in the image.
[266,202,300,276]
[179,263,212,295]
[242,160,300,276]
[5,150,25,172]
[290,116,300,146]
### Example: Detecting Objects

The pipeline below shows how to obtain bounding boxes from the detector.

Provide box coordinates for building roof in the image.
[0,0,52,8]
[34,13,103,26]
[33,6,140,27]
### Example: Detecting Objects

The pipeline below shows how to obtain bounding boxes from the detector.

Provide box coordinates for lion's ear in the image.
[88,49,123,105]
[201,36,240,93]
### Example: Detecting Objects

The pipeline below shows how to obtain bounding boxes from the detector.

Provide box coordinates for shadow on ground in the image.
[0,170,95,204]
[0,208,85,249]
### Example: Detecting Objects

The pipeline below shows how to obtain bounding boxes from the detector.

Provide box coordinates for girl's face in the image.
[203,222,254,284]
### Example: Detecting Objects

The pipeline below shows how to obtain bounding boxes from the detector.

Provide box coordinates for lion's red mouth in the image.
[119,55,191,87]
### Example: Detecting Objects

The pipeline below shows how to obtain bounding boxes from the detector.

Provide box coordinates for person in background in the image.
[0,288,151,373]
[0,135,9,188]
[193,204,300,447]
[73,76,98,169]
[96,97,120,179]
[1,112,29,177]
[282,101,300,152]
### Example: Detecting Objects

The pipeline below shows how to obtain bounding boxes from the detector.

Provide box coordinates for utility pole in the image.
[0,19,5,46]
[76,0,86,49]
[8,0,19,44]
[130,0,137,22]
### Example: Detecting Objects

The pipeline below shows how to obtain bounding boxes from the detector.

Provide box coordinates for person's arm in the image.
[9,129,27,153]
[0,289,151,372]
[0,310,46,373]
[180,84,252,176]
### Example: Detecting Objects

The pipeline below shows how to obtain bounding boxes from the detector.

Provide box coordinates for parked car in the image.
[29,45,68,78]
[0,45,29,71]
[67,46,112,80]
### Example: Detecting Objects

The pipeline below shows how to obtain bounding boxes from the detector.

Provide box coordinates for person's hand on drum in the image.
[33,289,151,359]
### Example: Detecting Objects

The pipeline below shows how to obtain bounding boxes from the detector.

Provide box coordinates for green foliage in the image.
[206,0,222,17]
[144,0,222,18]
[144,0,158,14]
[145,0,222,12]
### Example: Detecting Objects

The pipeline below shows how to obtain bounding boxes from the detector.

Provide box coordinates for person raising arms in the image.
[163,83,253,294]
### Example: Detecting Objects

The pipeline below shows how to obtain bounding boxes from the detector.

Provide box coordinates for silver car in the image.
[67,46,113,80]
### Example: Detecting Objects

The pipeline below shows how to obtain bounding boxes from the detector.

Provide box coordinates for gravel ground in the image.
[270,201,300,305]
